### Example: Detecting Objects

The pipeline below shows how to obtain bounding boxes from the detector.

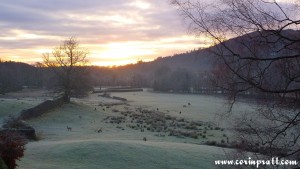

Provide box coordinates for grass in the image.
[0,90,257,169]
[0,99,40,119]
[19,139,226,169]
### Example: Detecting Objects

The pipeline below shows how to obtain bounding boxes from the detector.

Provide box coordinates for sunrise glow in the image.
[0,0,209,66]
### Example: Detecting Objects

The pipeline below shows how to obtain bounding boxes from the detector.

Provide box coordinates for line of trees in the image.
[0,60,216,96]
[0,62,42,94]
[0,38,92,103]
[152,66,213,93]
[1,37,217,97]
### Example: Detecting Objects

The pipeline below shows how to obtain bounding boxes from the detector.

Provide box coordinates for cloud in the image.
[0,0,203,65]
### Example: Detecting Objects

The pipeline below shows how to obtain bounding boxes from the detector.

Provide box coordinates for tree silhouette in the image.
[172,0,300,161]
[43,37,89,102]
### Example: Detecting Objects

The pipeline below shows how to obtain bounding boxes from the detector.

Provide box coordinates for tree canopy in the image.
[43,37,90,102]
[172,0,300,161]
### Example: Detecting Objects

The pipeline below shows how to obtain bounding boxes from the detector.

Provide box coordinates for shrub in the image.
[2,116,27,129]
[206,141,217,146]
[0,131,27,169]
[214,127,221,130]
[2,116,36,140]
[0,158,8,169]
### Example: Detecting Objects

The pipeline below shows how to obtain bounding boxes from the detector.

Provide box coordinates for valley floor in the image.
[1,89,253,169]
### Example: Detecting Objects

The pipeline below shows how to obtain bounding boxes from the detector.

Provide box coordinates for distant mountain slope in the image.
[113,49,214,77]
[150,49,213,72]
[141,29,300,73]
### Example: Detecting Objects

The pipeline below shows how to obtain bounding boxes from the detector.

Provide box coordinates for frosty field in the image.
[0,89,255,169]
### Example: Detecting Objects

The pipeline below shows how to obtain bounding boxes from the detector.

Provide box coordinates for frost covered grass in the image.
[0,100,45,125]
[17,101,230,169]
[0,89,255,169]
[108,90,255,126]
[20,139,226,169]
[0,89,52,119]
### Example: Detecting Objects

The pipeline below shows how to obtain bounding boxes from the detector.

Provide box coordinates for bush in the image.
[0,131,27,169]
[0,158,8,169]
[2,115,36,140]
[206,141,217,146]
[2,116,27,129]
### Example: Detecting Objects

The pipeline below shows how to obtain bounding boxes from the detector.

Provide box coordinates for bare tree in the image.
[43,37,89,102]
[172,0,300,162]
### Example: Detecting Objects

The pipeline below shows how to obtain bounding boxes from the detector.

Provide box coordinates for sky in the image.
[0,0,209,66]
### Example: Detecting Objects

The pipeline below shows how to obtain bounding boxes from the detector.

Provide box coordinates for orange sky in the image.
[0,0,211,66]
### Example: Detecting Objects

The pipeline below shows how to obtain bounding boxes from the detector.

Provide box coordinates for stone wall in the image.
[19,96,64,120]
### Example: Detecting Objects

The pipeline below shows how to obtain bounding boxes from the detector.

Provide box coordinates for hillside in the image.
[111,29,300,77]
[3,30,299,91]
[114,49,213,74]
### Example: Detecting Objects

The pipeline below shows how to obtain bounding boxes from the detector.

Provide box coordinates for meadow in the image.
[0,89,255,169]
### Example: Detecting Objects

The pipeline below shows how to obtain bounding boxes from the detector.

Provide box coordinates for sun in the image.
[88,42,157,66]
